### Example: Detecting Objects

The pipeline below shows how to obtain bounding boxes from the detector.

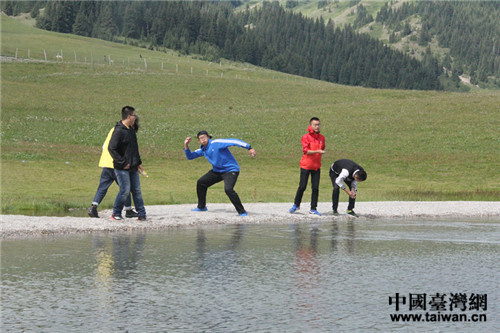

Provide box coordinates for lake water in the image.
[2,219,499,332]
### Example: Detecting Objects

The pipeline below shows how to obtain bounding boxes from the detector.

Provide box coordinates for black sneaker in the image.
[347,210,359,217]
[332,210,339,216]
[88,205,99,218]
[111,214,124,221]
[138,216,147,221]
[125,209,139,218]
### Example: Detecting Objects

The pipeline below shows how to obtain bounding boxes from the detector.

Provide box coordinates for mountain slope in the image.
[4,0,442,90]
[255,0,500,90]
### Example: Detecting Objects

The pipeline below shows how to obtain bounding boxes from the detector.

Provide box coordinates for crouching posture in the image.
[184,131,256,216]
[329,159,367,217]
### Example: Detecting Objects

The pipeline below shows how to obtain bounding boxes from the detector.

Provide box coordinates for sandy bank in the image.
[1,201,499,239]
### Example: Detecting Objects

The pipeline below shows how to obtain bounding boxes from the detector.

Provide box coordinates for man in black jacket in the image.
[108,106,147,221]
[329,159,367,217]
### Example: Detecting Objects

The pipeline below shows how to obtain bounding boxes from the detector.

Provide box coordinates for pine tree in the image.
[2,1,14,16]
[30,2,41,19]
[389,32,396,43]
[72,2,92,37]
[92,2,118,41]
[53,1,75,33]
[122,3,141,39]
[402,22,412,36]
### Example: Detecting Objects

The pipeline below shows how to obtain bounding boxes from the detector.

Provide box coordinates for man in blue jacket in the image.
[184,131,256,216]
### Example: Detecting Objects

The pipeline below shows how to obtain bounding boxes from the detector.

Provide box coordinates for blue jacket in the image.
[184,138,251,173]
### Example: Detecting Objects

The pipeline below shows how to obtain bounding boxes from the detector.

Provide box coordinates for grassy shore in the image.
[1,16,499,215]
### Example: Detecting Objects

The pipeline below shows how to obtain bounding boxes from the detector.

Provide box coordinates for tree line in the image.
[376,1,500,86]
[3,0,442,90]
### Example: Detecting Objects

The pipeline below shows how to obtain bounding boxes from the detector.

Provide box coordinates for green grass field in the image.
[1,15,499,215]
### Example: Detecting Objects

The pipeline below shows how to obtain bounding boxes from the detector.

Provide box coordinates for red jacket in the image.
[299,125,325,171]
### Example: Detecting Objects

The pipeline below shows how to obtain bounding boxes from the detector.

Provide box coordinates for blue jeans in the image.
[113,169,146,217]
[92,168,132,208]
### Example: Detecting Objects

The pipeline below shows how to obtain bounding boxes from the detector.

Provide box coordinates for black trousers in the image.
[329,169,355,211]
[197,170,245,214]
[294,168,320,210]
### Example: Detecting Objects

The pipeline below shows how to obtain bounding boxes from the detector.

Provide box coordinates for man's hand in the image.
[184,137,192,150]
[249,148,256,157]
[347,189,356,199]
[306,150,326,155]
[124,163,130,170]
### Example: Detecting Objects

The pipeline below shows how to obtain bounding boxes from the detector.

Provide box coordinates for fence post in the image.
[28,48,30,58]
[44,49,47,61]
[144,58,147,70]
[74,50,77,63]
[15,48,18,59]
[176,64,178,73]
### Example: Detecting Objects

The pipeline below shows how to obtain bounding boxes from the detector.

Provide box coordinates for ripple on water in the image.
[1,219,499,331]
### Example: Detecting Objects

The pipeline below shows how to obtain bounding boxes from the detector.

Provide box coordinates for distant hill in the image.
[247,0,500,90]
[1,0,442,91]
[3,0,499,91]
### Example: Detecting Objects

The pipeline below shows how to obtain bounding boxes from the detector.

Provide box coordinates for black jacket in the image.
[108,121,142,170]
[331,159,364,179]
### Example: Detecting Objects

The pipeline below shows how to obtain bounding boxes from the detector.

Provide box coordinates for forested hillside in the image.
[375,1,500,87]
[268,0,500,90]
[4,1,498,90]
[2,0,440,90]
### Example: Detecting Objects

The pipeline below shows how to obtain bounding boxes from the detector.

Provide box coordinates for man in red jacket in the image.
[289,117,326,216]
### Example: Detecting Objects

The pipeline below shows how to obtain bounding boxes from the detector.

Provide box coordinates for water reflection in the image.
[195,224,246,273]
[293,224,320,285]
[92,232,146,326]
[328,221,356,254]
[346,221,356,253]
[2,219,499,332]
[331,221,339,252]
[93,232,146,279]
[292,224,321,325]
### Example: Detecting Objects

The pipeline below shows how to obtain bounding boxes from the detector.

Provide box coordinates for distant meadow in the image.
[1,16,499,214]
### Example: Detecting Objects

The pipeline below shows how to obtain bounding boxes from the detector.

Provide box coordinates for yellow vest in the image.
[98,128,115,168]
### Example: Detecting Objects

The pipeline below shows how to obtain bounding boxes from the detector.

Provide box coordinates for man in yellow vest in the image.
[88,119,139,218]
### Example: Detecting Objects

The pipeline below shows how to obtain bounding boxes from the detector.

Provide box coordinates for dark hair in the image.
[357,170,367,181]
[197,130,212,139]
[133,115,140,132]
[121,106,135,120]
[309,117,320,123]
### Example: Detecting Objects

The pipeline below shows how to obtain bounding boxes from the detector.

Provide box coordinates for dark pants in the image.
[92,167,132,208]
[197,170,245,214]
[294,168,320,210]
[330,169,355,211]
